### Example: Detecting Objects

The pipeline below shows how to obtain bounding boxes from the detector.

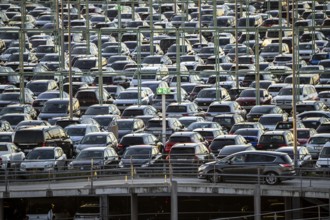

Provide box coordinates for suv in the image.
[306,133,330,159]
[257,130,295,151]
[13,125,74,158]
[198,151,295,185]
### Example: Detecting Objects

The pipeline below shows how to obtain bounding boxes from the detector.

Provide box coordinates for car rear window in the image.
[171,147,195,155]
[169,136,192,142]
[167,106,187,112]
[259,135,284,143]
[208,105,231,112]
[14,130,44,143]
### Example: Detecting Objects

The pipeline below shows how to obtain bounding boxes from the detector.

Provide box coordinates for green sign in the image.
[157,87,171,95]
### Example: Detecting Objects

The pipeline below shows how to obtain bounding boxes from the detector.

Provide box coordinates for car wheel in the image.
[264,172,279,185]
[208,170,222,183]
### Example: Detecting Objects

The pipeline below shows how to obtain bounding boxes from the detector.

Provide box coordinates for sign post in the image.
[156,87,171,147]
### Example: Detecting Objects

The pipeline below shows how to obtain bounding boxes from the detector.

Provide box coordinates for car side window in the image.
[246,154,276,162]
[231,154,246,163]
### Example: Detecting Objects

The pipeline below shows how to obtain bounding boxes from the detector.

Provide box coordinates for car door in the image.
[221,153,253,181]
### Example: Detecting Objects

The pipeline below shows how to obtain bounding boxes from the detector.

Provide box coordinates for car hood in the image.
[21,160,55,168]
[77,144,107,150]
[120,158,151,166]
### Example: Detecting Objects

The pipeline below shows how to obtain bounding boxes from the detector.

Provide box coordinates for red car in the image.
[236,88,272,111]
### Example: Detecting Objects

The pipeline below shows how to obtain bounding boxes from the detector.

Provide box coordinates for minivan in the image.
[198,150,295,185]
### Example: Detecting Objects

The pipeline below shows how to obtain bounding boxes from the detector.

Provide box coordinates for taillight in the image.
[166,155,170,160]
[42,142,47,147]
[256,144,264,149]
[280,163,293,168]
[182,114,189,116]
[278,144,287,147]
[118,144,123,149]
[165,142,174,152]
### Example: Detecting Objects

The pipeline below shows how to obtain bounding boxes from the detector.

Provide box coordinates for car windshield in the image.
[76,150,104,160]
[81,135,106,144]
[85,107,108,115]
[309,137,330,144]
[42,103,68,113]
[250,106,273,113]
[65,127,86,136]
[240,90,263,97]
[118,92,138,99]
[259,117,283,124]
[117,121,134,129]
[235,130,258,136]
[208,105,231,112]
[123,148,151,159]
[278,88,303,95]
[27,149,54,160]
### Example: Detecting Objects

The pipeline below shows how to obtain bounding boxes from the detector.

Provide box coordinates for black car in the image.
[246,105,286,122]
[13,125,74,158]
[198,151,295,185]
[118,145,162,169]
[117,133,163,155]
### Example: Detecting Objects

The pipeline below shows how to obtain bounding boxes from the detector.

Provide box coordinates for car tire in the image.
[208,170,222,183]
[264,172,280,185]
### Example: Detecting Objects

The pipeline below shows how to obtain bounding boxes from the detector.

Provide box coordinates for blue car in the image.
[234,128,264,147]
[310,52,330,65]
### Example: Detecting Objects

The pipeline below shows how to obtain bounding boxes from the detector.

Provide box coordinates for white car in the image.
[0,142,25,170]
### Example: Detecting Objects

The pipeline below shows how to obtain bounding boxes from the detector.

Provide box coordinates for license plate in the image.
[315,146,323,150]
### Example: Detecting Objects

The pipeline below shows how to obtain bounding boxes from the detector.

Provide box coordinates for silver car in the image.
[20,147,67,172]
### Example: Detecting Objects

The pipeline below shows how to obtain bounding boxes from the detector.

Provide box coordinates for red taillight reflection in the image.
[280,163,293,168]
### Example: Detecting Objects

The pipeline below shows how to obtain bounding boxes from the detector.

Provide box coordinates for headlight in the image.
[141,162,150,168]
[68,162,73,170]
[198,164,207,172]
[20,164,26,170]
[45,163,53,168]
[118,161,124,168]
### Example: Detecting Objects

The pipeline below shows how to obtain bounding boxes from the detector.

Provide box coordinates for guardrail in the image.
[0,158,329,184]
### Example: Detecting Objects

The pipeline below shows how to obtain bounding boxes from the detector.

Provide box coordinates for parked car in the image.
[236,88,272,110]
[0,142,25,170]
[64,124,101,146]
[257,130,296,151]
[306,133,330,159]
[118,145,162,169]
[14,125,74,158]
[168,143,214,166]
[217,144,256,159]
[68,147,119,171]
[198,151,295,185]
[276,146,313,169]
[75,132,118,154]
[20,146,67,172]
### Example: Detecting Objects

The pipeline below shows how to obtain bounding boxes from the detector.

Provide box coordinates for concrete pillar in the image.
[131,193,138,220]
[0,199,3,220]
[171,181,178,220]
[100,195,109,220]
[254,184,261,220]
[292,197,302,219]
[285,197,292,220]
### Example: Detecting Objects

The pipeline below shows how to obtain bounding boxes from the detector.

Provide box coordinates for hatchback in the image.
[118,145,162,168]
[117,133,163,155]
[164,131,209,154]
[20,146,67,172]
[75,132,118,154]
[168,143,214,166]
[68,147,119,171]
[198,151,295,185]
